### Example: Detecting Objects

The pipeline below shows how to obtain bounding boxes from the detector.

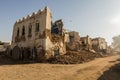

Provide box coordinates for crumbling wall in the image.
[45,34,66,59]
[80,35,92,50]
[44,19,66,59]
[51,19,63,35]
[92,37,108,53]
[66,31,81,51]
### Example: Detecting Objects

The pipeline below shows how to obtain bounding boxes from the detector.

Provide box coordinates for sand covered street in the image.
[0,55,119,80]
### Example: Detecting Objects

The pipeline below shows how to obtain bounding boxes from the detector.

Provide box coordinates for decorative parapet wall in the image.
[15,6,52,24]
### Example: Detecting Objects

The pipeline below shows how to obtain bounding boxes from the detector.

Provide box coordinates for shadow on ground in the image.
[98,59,120,80]
[0,54,42,65]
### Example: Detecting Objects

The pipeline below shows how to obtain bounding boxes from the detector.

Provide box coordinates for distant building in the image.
[66,31,80,51]
[80,35,92,50]
[69,31,80,42]
[0,41,10,52]
[92,37,107,52]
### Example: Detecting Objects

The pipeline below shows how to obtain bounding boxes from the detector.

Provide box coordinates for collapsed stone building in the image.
[92,37,108,53]
[66,32,109,53]
[80,35,92,50]
[66,31,80,51]
[6,6,110,61]
[8,6,68,60]
[0,41,10,52]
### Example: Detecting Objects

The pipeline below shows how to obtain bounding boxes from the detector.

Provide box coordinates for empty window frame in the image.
[17,28,19,36]
[28,24,32,35]
[36,23,40,32]
[22,26,25,36]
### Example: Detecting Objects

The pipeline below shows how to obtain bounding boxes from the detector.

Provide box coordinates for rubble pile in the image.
[66,42,80,51]
[48,50,103,64]
[51,34,63,43]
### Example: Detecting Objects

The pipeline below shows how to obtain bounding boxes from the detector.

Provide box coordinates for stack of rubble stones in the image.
[48,50,102,64]
[48,31,105,64]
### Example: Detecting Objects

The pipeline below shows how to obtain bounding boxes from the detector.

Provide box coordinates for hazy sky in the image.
[0,0,120,45]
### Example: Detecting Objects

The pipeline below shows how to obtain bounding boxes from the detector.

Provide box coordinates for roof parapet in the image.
[38,9,43,14]
[22,17,25,21]
[27,15,30,19]
[19,19,21,22]
[16,6,50,23]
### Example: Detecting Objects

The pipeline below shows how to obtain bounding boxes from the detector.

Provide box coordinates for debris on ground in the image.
[48,50,103,64]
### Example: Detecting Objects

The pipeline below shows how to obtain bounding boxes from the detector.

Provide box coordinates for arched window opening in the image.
[28,24,32,35]
[22,26,25,36]
[17,28,19,36]
[36,23,40,32]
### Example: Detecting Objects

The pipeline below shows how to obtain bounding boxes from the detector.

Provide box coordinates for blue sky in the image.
[0,0,120,45]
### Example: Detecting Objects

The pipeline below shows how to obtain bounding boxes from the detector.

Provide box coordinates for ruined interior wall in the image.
[69,31,80,42]
[45,36,66,58]
[99,40,107,50]
[80,36,92,50]
[66,32,81,51]
[92,38,108,52]
[43,7,67,58]
[81,38,87,44]
[64,33,70,43]
[92,39,99,51]
[92,40,98,45]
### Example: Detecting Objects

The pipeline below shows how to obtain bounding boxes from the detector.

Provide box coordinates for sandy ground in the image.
[0,55,119,80]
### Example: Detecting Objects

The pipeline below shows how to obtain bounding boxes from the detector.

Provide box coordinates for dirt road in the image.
[0,55,119,80]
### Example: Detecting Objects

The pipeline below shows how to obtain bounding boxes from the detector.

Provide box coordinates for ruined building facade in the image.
[66,31,81,51]
[80,35,92,50]
[9,6,67,60]
[6,6,110,60]
[92,37,107,52]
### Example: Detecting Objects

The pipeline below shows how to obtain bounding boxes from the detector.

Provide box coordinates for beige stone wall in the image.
[80,35,92,49]
[11,6,52,50]
[45,36,66,58]
[11,6,66,59]
[99,39,107,50]
[69,31,80,42]
[64,33,70,43]
[92,37,107,51]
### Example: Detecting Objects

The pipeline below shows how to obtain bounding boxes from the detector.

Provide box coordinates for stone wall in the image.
[80,35,92,50]
[10,6,66,60]
[92,37,107,52]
